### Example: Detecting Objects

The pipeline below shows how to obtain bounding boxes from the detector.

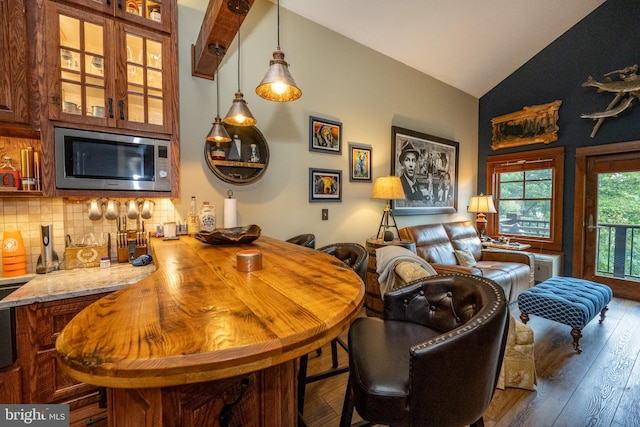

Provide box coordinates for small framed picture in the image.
[309,116,342,154]
[348,143,372,182]
[309,168,342,202]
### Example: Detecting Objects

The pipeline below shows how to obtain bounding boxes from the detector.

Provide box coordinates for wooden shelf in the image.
[209,160,266,169]
[204,124,270,185]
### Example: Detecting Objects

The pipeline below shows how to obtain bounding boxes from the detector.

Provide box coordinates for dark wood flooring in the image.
[301,297,640,427]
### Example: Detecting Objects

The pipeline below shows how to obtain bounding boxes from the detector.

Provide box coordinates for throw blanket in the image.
[376,246,437,298]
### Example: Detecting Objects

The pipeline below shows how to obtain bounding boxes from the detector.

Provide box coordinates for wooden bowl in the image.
[195,224,262,245]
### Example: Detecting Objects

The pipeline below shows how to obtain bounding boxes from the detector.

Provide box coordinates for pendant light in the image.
[206,43,232,143]
[255,0,301,102]
[224,0,256,127]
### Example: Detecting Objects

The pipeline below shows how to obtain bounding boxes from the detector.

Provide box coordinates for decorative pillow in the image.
[394,261,437,283]
[454,248,477,267]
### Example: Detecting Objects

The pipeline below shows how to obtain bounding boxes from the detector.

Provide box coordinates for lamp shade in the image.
[206,116,231,143]
[371,176,406,200]
[223,91,257,126]
[467,193,497,213]
[255,49,302,102]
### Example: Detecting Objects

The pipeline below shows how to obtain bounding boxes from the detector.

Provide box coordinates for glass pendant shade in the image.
[255,48,302,102]
[206,116,231,143]
[223,90,257,126]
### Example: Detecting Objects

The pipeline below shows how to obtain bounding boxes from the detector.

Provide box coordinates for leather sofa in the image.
[399,221,534,303]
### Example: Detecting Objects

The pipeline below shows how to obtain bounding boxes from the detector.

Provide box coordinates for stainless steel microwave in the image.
[54,127,171,192]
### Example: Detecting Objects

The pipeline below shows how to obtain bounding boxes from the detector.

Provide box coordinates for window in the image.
[486,147,564,251]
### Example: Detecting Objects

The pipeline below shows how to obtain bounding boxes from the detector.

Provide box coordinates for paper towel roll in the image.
[224,198,237,228]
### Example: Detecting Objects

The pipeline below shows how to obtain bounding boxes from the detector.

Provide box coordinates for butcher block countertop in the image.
[55,236,365,389]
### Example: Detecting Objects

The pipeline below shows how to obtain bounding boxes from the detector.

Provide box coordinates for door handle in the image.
[108,98,114,118]
[119,100,125,120]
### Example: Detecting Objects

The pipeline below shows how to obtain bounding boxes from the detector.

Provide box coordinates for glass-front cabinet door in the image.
[61,0,171,33]
[47,3,110,124]
[118,23,171,132]
[47,1,172,134]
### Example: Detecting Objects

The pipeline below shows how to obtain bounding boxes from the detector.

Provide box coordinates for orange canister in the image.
[236,249,262,272]
[2,229,27,277]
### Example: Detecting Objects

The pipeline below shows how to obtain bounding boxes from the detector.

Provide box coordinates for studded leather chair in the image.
[340,273,509,427]
[285,233,316,249]
[297,242,368,420]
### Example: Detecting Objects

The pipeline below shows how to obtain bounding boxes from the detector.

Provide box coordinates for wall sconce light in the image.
[255,0,301,102]
[206,43,232,143]
[224,0,256,127]
[467,193,497,240]
[371,176,406,241]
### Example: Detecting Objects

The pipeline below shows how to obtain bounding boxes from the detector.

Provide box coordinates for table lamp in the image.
[467,193,497,240]
[371,176,406,241]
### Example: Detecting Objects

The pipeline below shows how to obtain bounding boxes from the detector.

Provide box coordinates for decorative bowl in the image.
[195,224,262,245]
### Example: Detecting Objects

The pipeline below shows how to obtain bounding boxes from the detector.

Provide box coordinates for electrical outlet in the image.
[322,209,328,220]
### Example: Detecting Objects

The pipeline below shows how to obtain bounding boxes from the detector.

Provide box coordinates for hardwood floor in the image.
[301,297,640,426]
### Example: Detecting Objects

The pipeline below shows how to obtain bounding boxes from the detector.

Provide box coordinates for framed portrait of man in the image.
[391,126,459,215]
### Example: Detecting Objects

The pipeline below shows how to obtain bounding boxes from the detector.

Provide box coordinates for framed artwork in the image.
[309,116,342,154]
[348,143,372,182]
[491,100,561,150]
[309,168,342,202]
[391,126,459,215]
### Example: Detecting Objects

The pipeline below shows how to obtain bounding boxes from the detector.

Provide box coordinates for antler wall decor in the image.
[581,64,640,138]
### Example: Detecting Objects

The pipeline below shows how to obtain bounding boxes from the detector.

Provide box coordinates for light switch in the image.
[322,209,328,220]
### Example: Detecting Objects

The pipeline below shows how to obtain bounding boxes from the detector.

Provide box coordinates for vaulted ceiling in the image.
[195,0,607,98]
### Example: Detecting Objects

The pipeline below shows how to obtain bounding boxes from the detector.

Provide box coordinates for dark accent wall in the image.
[478,0,640,275]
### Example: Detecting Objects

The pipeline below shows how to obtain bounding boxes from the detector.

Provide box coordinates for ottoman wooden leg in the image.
[570,328,583,353]
[520,311,530,325]
[599,305,609,323]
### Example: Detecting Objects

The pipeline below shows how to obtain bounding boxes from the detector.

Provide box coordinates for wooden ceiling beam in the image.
[191,0,255,80]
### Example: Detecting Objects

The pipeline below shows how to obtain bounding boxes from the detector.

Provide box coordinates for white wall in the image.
[176,0,479,248]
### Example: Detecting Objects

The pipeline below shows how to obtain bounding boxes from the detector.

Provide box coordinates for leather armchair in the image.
[317,242,368,282]
[340,273,509,427]
[285,233,316,249]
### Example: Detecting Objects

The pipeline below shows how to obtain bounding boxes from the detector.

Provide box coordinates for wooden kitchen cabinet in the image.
[44,0,175,135]
[0,365,22,404]
[59,0,173,34]
[15,293,109,426]
[0,0,30,126]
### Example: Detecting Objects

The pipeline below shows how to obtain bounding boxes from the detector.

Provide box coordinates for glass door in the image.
[583,152,640,298]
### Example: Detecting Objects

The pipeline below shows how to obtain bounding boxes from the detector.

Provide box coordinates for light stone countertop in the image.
[0,263,155,309]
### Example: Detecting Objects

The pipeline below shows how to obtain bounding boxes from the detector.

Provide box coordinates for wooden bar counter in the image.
[55,236,364,427]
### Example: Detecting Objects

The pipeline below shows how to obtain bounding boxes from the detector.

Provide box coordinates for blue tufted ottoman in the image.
[517,277,612,353]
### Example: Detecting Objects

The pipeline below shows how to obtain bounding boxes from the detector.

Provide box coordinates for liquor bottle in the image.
[199,201,216,232]
[187,196,200,235]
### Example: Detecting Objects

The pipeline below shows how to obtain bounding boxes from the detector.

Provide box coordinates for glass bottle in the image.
[199,201,216,232]
[187,196,200,235]
[0,156,21,189]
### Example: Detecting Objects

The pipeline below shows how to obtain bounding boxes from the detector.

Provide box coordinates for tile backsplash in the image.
[1,197,180,274]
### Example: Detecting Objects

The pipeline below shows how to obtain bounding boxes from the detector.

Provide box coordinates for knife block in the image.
[116,231,148,263]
